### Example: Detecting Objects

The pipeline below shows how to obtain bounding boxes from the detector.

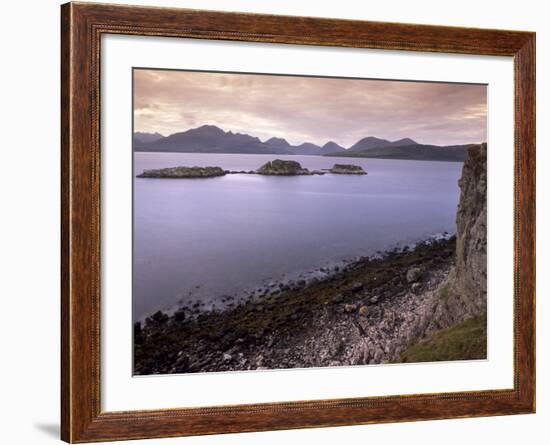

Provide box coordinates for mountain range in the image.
[134,125,475,161]
[134,131,164,144]
[325,143,471,162]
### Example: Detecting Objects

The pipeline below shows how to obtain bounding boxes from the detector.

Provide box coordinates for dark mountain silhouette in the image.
[348,136,419,152]
[389,137,418,147]
[134,124,473,161]
[291,142,323,155]
[348,136,392,152]
[322,141,345,153]
[135,125,344,155]
[133,132,164,147]
[264,137,291,151]
[326,143,471,162]
[139,125,290,154]
[265,137,340,155]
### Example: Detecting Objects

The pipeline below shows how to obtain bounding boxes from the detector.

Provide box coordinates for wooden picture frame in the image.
[61,2,535,442]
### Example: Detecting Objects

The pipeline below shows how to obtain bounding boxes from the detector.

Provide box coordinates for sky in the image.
[133,69,487,147]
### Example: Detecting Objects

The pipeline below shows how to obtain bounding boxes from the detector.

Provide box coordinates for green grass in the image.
[439,284,451,302]
[400,315,487,363]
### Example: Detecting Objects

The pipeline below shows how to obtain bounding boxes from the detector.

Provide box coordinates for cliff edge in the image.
[433,143,487,328]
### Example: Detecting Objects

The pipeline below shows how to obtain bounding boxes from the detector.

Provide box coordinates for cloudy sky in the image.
[134,69,487,147]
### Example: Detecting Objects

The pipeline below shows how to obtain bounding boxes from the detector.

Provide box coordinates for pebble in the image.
[344,303,358,313]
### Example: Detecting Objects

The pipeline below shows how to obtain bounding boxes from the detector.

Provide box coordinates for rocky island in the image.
[136,166,226,178]
[256,159,322,175]
[137,160,368,178]
[329,164,367,174]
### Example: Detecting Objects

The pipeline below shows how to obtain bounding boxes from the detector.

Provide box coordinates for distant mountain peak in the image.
[349,136,391,152]
[133,131,164,145]
[265,137,291,148]
[135,131,163,137]
[390,137,418,146]
[192,124,225,134]
[322,141,345,153]
[361,136,387,142]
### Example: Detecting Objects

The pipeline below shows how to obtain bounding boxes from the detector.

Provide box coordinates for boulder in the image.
[406,267,423,283]
[173,308,186,322]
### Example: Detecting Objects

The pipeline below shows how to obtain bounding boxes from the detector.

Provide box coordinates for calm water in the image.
[133,153,462,320]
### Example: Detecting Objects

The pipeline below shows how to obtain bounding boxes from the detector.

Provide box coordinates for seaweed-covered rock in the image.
[406,267,423,283]
[329,164,367,174]
[256,159,311,175]
[137,166,226,178]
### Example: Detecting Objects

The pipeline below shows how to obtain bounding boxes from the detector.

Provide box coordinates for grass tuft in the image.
[439,284,451,302]
[400,315,487,363]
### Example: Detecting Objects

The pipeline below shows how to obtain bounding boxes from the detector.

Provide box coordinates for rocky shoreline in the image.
[134,237,457,375]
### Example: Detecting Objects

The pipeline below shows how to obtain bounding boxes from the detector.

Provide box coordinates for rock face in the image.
[256,159,312,175]
[435,143,487,325]
[433,144,487,328]
[329,164,367,175]
[455,143,487,312]
[137,166,226,178]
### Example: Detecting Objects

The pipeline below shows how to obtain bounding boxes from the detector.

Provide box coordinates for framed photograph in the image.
[61,2,535,442]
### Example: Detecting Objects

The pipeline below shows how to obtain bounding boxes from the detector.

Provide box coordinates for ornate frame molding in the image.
[61,2,535,442]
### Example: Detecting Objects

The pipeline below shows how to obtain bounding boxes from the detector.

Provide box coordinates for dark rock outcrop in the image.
[433,143,487,326]
[455,143,487,311]
[137,166,226,178]
[329,164,367,175]
[256,159,312,175]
